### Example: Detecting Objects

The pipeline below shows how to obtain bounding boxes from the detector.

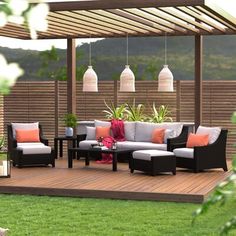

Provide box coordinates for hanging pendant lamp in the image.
[83,38,98,92]
[158,33,174,92]
[120,34,135,92]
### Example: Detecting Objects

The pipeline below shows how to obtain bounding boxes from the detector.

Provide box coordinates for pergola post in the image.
[194,35,203,130]
[67,38,76,114]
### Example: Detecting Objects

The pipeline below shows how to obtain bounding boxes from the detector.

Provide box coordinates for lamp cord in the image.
[126,33,128,65]
[165,32,167,65]
[89,35,91,66]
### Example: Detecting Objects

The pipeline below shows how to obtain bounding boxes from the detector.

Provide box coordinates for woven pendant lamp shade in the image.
[120,65,135,92]
[158,65,174,92]
[82,66,98,92]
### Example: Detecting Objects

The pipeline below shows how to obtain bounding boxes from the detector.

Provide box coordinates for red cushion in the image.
[95,126,110,140]
[15,129,40,143]
[151,128,165,144]
[186,133,209,148]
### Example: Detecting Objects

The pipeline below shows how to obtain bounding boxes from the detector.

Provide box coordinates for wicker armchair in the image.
[8,124,55,168]
[173,129,228,173]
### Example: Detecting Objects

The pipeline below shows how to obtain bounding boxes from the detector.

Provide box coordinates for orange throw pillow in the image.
[186,133,209,148]
[151,128,165,144]
[15,129,40,143]
[96,126,110,140]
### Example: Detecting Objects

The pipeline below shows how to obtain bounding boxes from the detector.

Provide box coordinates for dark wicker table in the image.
[54,136,79,159]
[68,147,133,171]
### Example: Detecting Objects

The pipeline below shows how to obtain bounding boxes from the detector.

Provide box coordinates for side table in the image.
[54,136,78,159]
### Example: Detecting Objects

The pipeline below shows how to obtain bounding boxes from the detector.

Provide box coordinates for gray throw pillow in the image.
[86,126,96,140]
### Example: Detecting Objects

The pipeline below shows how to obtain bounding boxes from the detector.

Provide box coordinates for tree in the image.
[37,46,86,81]
[0,0,49,94]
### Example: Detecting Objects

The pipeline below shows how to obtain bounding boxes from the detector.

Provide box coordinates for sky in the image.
[0,37,102,51]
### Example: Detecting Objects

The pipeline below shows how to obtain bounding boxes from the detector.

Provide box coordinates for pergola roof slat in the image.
[0,0,235,39]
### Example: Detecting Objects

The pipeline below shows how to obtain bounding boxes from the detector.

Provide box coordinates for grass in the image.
[0,194,236,235]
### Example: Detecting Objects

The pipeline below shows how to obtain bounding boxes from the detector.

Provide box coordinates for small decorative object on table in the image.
[63,113,77,137]
[97,137,103,147]
[112,140,117,150]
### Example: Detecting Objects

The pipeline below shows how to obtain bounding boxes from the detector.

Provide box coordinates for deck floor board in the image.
[0,159,231,203]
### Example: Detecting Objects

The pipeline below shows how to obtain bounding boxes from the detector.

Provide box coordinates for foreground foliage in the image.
[0,194,236,235]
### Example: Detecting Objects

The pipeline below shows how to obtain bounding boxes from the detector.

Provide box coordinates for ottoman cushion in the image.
[133,150,174,161]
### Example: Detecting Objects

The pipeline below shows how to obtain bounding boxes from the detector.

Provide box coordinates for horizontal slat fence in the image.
[3,80,236,158]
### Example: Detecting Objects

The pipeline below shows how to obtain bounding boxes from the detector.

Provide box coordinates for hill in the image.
[0,35,236,81]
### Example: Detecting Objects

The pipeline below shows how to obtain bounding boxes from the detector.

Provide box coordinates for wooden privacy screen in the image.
[2,80,236,157]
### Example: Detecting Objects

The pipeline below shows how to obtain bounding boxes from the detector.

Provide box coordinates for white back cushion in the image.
[86,126,96,140]
[135,122,183,142]
[135,121,164,142]
[11,122,39,139]
[196,126,221,144]
[164,129,176,144]
[124,121,136,141]
[94,120,111,127]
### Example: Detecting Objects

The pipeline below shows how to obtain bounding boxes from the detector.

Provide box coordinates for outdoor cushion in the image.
[79,140,98,149]
[164,129,175,144]
[124,121,136,141]
[160,122,183,137]
[11,122,39,138]
[173,148,194,159]
[151,128,165,144]
[17,142,51,155]
[135,121,165,142]
[135,121,183,142]
[196,126,221,144]
[117,141,167,151]
[85,126,96,140]
[186,133,209,148]
[94,119,111,127]
[133,150,174,161]
[15,129,40,143]
[96,126,110,139]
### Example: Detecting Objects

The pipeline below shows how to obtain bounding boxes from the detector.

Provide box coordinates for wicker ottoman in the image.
[130,150,176,176]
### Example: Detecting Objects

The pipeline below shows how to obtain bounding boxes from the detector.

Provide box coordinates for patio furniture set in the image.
[7,120,228,176]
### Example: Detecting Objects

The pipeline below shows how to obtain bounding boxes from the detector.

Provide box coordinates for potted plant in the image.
[63,113,77,137]
[103,100,126,120]
[148,104,172,123]
[124,100,146,121]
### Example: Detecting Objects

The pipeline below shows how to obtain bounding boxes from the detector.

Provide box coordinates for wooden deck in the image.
[0,159,231,203]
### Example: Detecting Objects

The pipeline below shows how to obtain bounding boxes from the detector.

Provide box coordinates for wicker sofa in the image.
[79,120,189,153]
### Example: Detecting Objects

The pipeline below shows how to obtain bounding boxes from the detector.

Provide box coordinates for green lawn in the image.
[0,194,235,236]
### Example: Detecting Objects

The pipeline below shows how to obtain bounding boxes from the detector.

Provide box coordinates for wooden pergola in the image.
[1,0,236,127]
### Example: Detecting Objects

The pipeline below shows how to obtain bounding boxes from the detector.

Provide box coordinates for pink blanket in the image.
[111,119,126,141]
[97,119,125,164]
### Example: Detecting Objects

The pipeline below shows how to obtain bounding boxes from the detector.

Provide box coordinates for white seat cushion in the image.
[133,150,174,161]
[79,140,98,148]
[173,148,194,159]
[117,141,167,151]
[17,142,51,155]
[196,126,221,144]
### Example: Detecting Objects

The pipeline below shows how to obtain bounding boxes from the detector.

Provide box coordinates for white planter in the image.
[65,127,73,137]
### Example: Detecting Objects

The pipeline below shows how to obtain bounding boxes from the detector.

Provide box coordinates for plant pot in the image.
[65,127,73,137]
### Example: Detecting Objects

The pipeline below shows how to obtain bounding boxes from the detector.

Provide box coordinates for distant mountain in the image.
[1,35,236,81]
